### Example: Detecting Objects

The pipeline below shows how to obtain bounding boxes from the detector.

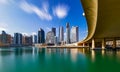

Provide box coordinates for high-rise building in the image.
[59,26,64,43]
[54,36,58,45]
[66,22,70,44]
[71,26,79,43]
[0,31,12,46]
[14,33,22,45]
[46,31,55,45]
[52,27,56,36]
[32,35,37,44]
[38,28,45,44]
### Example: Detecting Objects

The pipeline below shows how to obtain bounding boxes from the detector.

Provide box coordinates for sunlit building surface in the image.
[32,35,37,44]
[71,26,79,43]
[46,31,55,45]
[66,22,70,44]
[59,26,64,43]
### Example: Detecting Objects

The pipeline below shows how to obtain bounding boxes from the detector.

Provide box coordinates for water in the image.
[0,47,120,72]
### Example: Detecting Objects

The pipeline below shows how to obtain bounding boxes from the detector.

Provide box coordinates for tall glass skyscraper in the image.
[59,26,64,43]
[32,35,37,44]
[52,27,56,36]
[66,22,70,44]
[46,31,55,45]
[71,26,79,43]
[38,28,45,44]
[14,33,22,45]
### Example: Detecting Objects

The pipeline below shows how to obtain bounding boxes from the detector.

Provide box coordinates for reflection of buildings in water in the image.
[101,50,105,56]
[77,48,85,54]
[91,50,95,62]
[70,48,78,62]
[32,47,39,56]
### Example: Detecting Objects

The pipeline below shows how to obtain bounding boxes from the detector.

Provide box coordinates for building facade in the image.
[38,28,45,44]
[32,35,37,44]
[52,27,56,36]
[0,31,12,46]
[71,26,79,43]
[46,31,55,45]
[66,22,70,44]
[59,26,64,43]
[14,33,22,45]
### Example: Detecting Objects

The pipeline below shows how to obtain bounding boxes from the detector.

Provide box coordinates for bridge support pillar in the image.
[92,38,95,49]
[102,38,105,49]
[83,43,85,47]
[113,38,116,48]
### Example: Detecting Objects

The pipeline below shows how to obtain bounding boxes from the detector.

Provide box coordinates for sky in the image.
[0,0,87,41]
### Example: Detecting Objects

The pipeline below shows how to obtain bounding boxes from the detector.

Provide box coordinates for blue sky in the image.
[0,0,87,41]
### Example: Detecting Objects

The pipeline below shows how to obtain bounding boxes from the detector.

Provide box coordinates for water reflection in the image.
[1,47,120,72]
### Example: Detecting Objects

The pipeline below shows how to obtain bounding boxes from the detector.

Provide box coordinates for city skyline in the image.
[0,0,87,41]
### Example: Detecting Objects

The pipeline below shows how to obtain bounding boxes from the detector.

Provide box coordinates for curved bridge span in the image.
[78,0,120,49]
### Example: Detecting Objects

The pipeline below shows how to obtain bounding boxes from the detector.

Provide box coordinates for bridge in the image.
[78,0,120,49]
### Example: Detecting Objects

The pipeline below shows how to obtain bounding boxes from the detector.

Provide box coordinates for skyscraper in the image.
[0,31,7,44]
[52,27,56,36]
[0,31,12,46]
[66,22,70,44]
[32,35,37,44]
[46,31,55,45]
[14,33,22,45]
[71,26,79,43]
[38,28,45,44]
[59,26,64,43]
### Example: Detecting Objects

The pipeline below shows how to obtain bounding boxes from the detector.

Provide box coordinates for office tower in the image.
[25,35,33,45]
[46,31,55,45]
[54,36,58,45]
[38,28,45,44]
[66,22,70,44]
[59,26,64,43]
[14,33,22,45]
[0,31,7,44]
[52,27,56,36]
[0,31,12,46]
[32,35,37,44]
[71,26,79,43]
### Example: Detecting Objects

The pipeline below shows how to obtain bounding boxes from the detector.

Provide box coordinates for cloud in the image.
[53,4,69,19]
[20,1,52,21]
[32,32,37,35]
[0,27,7,31]
[22,32,29,36]
[46,27,51,32]
[0,0,15,5]
[0,23,8,32]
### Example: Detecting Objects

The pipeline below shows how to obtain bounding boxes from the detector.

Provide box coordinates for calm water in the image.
[0,47,120,72]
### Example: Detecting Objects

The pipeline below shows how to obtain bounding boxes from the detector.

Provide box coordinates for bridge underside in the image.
[78,0,120,49]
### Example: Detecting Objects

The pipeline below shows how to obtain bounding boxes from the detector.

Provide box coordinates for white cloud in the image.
[22,32,29,36]
[32,32,37,35]
[46,27,51,32]
[0,23,8,32]
[20,1,52,21]
[53,4,69,19]
[0,0,15,5]
[0,27,7,31]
